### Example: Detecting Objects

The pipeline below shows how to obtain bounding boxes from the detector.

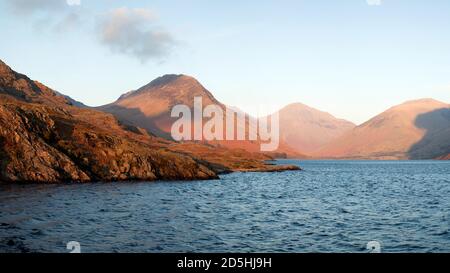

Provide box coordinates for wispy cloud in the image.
[366,0,383,6]
[5,1,177,63]
[6,0,66,15]
[97,7,177,63]
[5,0,83,32]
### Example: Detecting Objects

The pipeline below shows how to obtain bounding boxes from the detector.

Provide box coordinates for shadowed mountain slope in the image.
[408,107,450,159]
[313,99,450,159]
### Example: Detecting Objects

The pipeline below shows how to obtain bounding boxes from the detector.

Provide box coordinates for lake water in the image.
[1,160,449,253]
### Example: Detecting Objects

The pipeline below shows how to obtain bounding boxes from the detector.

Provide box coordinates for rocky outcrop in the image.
[0,61,219,183]
[0,102,90,183]
[0,97,217,183]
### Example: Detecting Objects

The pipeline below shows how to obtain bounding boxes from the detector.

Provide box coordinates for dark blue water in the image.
[1,160,449,253]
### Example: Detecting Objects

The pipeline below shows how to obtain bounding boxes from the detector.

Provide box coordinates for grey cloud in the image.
[6,0,66,15]
[5,0,82,33]
[5,2,176,63]
[97,7,177,63]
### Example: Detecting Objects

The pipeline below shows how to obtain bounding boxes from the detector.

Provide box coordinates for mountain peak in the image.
[280,102,354,124]
[102,74,221,137]
[276,102,356,153]
[384,98,448,114]
[117,74,205,101]
[142,74,201,90]
[143,74,183,88]
[282,102,328,115]
[401,98,446,106]
[283,102,311,110]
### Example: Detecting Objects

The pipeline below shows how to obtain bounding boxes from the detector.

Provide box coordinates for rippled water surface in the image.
[1,160,450,253]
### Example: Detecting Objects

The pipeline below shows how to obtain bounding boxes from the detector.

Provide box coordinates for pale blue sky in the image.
[0,0,449,124]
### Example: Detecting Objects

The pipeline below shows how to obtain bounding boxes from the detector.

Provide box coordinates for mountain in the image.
[0,60,71,106]
[314,99,450,159]
[273,103,355,154]
[101,74,220,138]
[100,74,303,157]
[0,60,298,183]
[0,61,219,182]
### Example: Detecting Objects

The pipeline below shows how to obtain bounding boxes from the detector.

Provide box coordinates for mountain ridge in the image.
[272,102,355,153]
[313,98,450,159]
[100,74,304,158]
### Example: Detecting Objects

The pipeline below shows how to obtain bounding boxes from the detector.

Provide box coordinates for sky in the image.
[0,0,450,125]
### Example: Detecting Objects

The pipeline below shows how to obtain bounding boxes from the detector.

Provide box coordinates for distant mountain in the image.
[272,103,355,154]
[101,74,220,138]
[314,99,450,159]
[100,74,304,157]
